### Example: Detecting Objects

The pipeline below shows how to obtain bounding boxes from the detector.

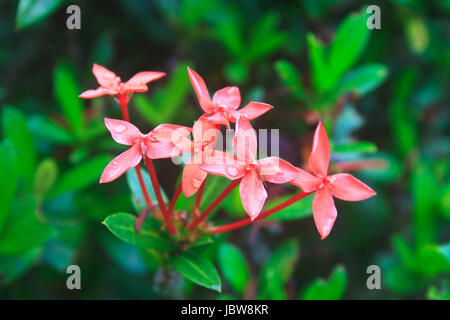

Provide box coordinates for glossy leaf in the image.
[301,265,347,300]
[218,242,250,295]
[170,251,221,292]
[33,158,58,201]
[0,140,17,234]
[2,106,36,188]
[337,64,388,97]
[103,213,173,251]
[275,60,307,101]
[16,0,64,29]
[54,60,84,137]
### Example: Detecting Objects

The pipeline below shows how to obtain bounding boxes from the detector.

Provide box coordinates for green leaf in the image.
[337,64,388,97]
[417,244,450,276]
[0,197,54,255]
[0,140,17,234]
[49,155,112,196]
[170,251,221,292]
[0,247,42,284]
[126,167,168,213]
[301,265,347,300]
[259,240,300,299]
[306,33,330,94]
[328,9,371,83]
[248,13,287,60]
[2,106,36,188]
[333,141,378,154]
[28,115,74,145]
[427,281,450,300]
[267,194,313,221]
[274,60,307,101]
[33,158,58,201]
[103,213,173,251]
[16,0,64,29]
[54,60,84,137]
[225,61,248,84]
[218,242,250,295]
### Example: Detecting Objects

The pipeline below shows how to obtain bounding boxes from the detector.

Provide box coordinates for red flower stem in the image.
[135,164,153,207]
[117,93,130,122]
[187,179,240,231]
[144,156,177,235]
[209,191,313,234]
[194,177,207,211]
[168,180,183,214]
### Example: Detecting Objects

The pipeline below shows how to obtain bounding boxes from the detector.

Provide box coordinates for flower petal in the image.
[329,173,376,201]
[193,115,219,145]
[233,115,257,163]
[229,102,273,122]
[187,67,214,113]
[104,118,142,145]
[312,187,337,240]
[212,86,241,111]
[309,122,330,177]
[92,63,120,89]
[239,168,267,220]
[126,71,166,86]
[144,141,182,159]
[100,144,142,183]
[290,168,321,192]
[79,87,110,99]
[205,112,229,126]
[151,124,192,142]
[199,150,246,180]
[182,158,208,198]
[257,157,298,184]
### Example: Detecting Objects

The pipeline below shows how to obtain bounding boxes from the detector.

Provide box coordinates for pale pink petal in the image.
[187,67,214,113]
[312,187,337,240]
[205,112,229,126]
[239,168,267,220]
[257,157,298,184]
[329,173,376,201]
[144,141,182,159]
[182,158,208,198]
[290,168,322,192]
[79,87,110,99]
[229,102,273,122]
[309,122,330,177]
[233,115,257,163]
[193,116,219,145]
[199,150,246,180]
[212,86,241,111]
[126,71,166,86]
[123,83,148,93]
[92,63,120,89]
[100,144,142,183]
[150,124,192,151]
[104,118,142,145]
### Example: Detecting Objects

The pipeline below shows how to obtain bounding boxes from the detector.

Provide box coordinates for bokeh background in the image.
[0,0,449,299]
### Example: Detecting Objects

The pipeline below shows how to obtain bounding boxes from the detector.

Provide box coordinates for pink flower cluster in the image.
[80,64,376,239]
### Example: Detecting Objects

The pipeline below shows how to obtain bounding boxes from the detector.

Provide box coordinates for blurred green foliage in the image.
[0,0,448,299]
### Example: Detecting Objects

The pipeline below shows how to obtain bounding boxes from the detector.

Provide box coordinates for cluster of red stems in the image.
[80,64,376,240]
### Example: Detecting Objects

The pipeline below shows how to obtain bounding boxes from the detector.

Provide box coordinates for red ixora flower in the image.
[187,67,273,127]
[291,122,376,239]
[100,118,191,183]
[79,64,166,100]
[182,115,220,197]
[200,115,298,219]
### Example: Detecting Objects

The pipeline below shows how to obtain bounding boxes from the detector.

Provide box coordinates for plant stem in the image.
[168,180,183,214]
[144,156,177,235]
[194,177,207,211]
[209,191,313,234]
[117,93,130,122]
[187,179,240,230]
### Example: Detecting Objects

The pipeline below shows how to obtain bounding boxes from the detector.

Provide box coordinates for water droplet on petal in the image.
[191,178,202,188]
[226,167,238,177]
[115,124,127,133]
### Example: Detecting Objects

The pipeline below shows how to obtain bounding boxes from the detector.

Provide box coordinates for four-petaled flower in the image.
[181,115,220,197]
[79,63,166,100]
[290,122,376,239]
[100,118,191,183]
[187,67,273,127]
[200,115,298,219]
